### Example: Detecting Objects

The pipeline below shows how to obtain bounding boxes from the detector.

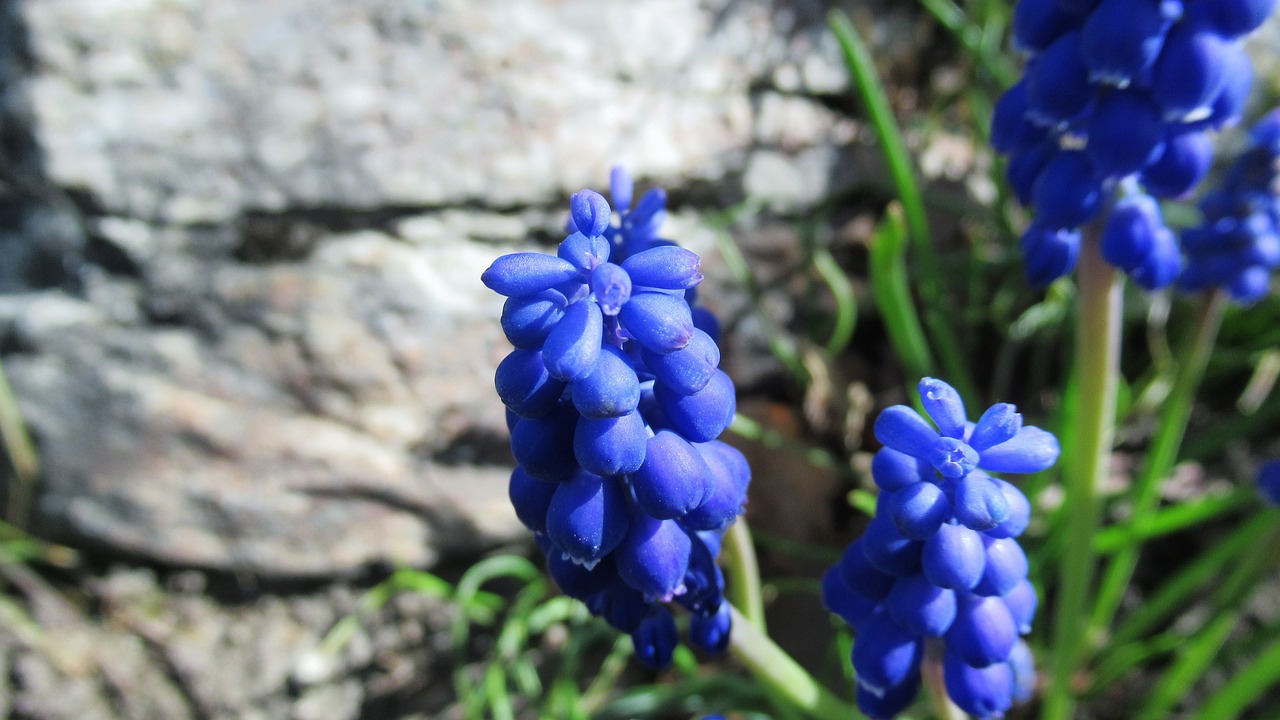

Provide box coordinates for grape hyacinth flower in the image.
[824,378,1058,719]
[996,0,1276,288]
[484,169,748,668]
[1179,109,1280,304]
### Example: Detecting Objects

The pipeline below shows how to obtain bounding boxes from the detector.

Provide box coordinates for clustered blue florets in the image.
[483,169,748,669]
[823,378,1059,719]
[996,0,1276,288]
[1178,110,1280,303]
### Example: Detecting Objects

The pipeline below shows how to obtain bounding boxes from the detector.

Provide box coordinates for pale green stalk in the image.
[723,519,766,632]
[1044,232,1122,720]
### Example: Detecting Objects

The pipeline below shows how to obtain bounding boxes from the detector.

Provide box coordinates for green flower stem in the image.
[1044,233,1123,720]
[726,603,858,719]
[723,519,766,632]
[1089,290,1227,641]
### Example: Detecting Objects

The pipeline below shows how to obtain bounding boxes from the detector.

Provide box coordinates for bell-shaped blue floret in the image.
[558,231,610,273]
[1086,90,1167,178]
[968,404,1022,452]
[616,511,692,602]
[975,537,1031,597]
[953,472,1012,532]
[689,601,732,655]
[851,608,925,697]
[1081,0,1181,86]
[570,189,613,238]
[1008,640,1037,703]
[886,481,952,540]
[631,606,678,670]
[1027,31,1095,126]
[501,289,567,349]
[631,430,711,519]
[543,299,603,381]
[654,369,736,443]
[610,166,634,212]
[1021,223,1082,287]
[547,550,617,601]
[510,402,579,481]
[838,538,896,600]
[641,328,720,395]
[1007,139,1060,206]
[943,651,1015,719]
[592,581,651,633]
[1102,193,1165,271]
[508,466,558,534]
[980,426,1061,474]
[887,573,958,637]
[992,82,1044,154]
[924,523,986,590]
[947,593,1019,667]
[1230,264,1274,304]
[622,245,703,290]
[1204,41,1253,130]
[590,262,632,316]
[872,447,929,491]
[1032,151,1104,230]
[677,532,724,616]
[875,405,941,460]
[919,377,968,439]
[1142,127,1214,198]
[1012,0,1078,54]
[619,291,695,353]
[856,672,921,720]
[572,345,640,419]
[1207,0,1278,37]
[1058,0,1100,13]
[482,252,581,298]
[1257,460,1280,506]
[574,410,647,476]
[1002,579,1039,634]
[987,478,1033,539]
[621,188,668,255]
[496,348,568,419]
[822,566,879,630]
[1152,21,1230,121]
[682,441,750,530]
[863,515,924,577]
[546,471,629,567]
[1129,224,1182,290]
[932,437,980,479]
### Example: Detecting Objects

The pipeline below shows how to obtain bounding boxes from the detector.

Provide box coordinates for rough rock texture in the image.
[2,0,920,576]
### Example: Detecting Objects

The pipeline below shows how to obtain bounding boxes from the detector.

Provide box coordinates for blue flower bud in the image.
[986,478,1032,539]
[851,608,925,697]
[1008,640,1038,703]
[574,410,647,476]
[1204,41,1253,130]
[932,437,980,479]
[823,566,879,630]
[886,481,953,540]
[682,441,750,531]
[570,189,613,238]
[616,511,692,602]
[590,262,632,316]
[619,291,695,353]
[546,471,629,567]
[1257,459,1280,506]
[501,289,567,349]
[1129,223,1182,290]
[980,426,1061,474]
[543,299,604,381]
[495,348,568,419]
[509,466,558,533]
[510,402,579,481]
[654,369,736,443]
[946,593,1019,667]
[872,447,929,491]
[1086,90,1166,177]
[1080,0,1181,86]
[953,472,1012,532]
[968,403,1022,452]
[558,231,610,273]
[887,573,958,637]
[1152,21,1230,121]
[1012,0,1078,54]
[1142,127,1214,198]
[1206,0,1278,37]
[677,532,725,616]
[1007,140,1060,206]
[920,377,968,439]
[924,523,986,590]
[592,581,650,633]
[689,601,732,655]
[875,405,941,461]
[992,81,1047,154]
[572,345,640,419]
[622,245,704,290]
[641,328,720,395]
[856,672,921,720]
[1102,193,1166,271]
[975,537,1031,597]
[1027,31,1094,125]
[1002,579,1039,634]
[863,516,924,577]
[547,550,617,600]
[1021,223,1082,286]
[631,430,711,519]
[838,538,896,600]
[631,606,678,670]
[943,651,1015,719]
[482,253,580,298]
[622,188,669,255]
[1032,151,1104,229]
[610,166,634,212]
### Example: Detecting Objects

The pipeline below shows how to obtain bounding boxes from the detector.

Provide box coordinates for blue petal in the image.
[946,594,1018,667]
[1002,579,1040,634]
[653,369,736,443]
[887,573,958,637]
[681,441,750,531]
[574,410,648,476]
[619,291,695,353]
[872,447,928,491]
[621,245,703,290]
[968,403,1022,452]
[919,377,968,439]
[1081,0,1180,85]
[1012,0,1078,54]
[1020,223,1081,287]
[1008,640,1038,703]
[980,426,1061,474]
[1032,151,1104,230]
[886,482,953,540]
[923,523,986,590]
[1102,193,1164,272]
[571,345,640,419]
[689,601,732,655]
[510,403,579,481]
[545,471,629,566]
[875,405,940,460]
[616,511,692,602]
[543,299,603,381]
[500,289,567,349]
[838,538,896,600]
[570,189,612,238]
[590,262,632,316]
[943,651,1015,718]
[1086,90,1166,178]
[495,348,567,419]
[975,537,1030,597]
[610,166,634,211]
[986,478,1033,540]
[631,606,678,670]
[851,608,924,697]
[952,472,1012,532]
[482,252,580,297]
[1152,21,1230,121]
[508,466,558,534]
[822,566,879,630]
[931,437,979,479]
[676,532,724,616]
[631,430,711,519]
[1141,127,1214,198]
[641,328,720,395]
[1027,31,1094,126]
[862,516,924,577]
[558,231,610,273]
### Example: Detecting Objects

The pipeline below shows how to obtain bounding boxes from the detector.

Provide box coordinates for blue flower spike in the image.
[826,377,1057,717]
[483,170,746,669]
